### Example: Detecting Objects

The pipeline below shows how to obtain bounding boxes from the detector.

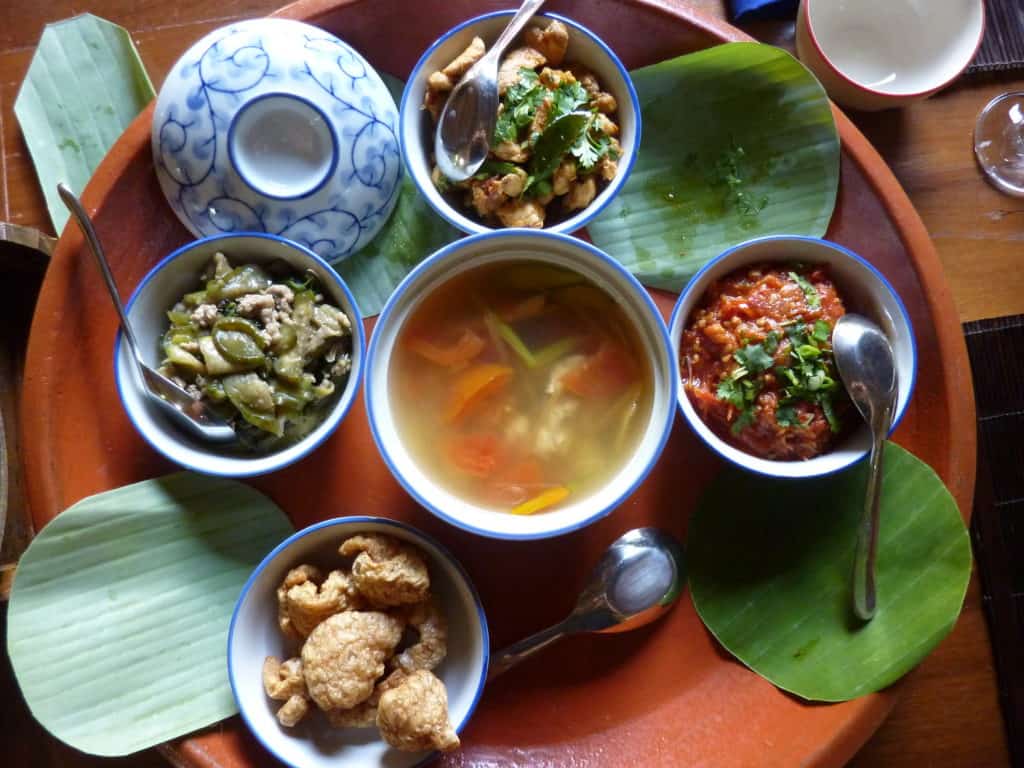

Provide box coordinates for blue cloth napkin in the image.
[729,0,798,22]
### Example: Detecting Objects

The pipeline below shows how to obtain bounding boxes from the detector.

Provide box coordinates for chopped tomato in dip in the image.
[680,263,849,461]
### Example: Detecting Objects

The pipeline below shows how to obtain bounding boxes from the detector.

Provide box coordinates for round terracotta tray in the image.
[21,0,976,765]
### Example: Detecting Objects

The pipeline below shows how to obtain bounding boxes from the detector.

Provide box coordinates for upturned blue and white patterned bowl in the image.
[152,19,402,262]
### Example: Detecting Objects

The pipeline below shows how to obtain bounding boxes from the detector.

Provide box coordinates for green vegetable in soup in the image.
[158,252,353,451]
[209,264,271,301]
[197,335,244,376]
[223,373,284,436]
[166,309,191,326]
[273,350,305,384]
[182,290,206,308]
[203,378,227,403]
[163,341,204,374]
[274,322,297,354]
[212,317,266,366]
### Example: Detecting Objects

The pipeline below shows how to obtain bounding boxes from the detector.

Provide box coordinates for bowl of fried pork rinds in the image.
[228,517,489,767]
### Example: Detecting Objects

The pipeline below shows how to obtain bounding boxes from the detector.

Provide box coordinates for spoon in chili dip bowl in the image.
[669,235,915,479]
[832,313,899,621]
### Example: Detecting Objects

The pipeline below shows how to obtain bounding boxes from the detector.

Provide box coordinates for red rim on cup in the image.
[796,0,985,111]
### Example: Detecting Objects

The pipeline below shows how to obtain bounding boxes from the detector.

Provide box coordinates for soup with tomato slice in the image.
[389,261,653,515]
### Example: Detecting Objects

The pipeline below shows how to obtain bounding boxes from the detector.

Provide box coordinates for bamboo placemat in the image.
[964,314,1024,765]
[967,0,1024,74]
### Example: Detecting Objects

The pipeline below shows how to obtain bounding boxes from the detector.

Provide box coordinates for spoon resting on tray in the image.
[487,527,685,680]
[435,0,547,181]
[832,313,898,621]
[57,183,236,444]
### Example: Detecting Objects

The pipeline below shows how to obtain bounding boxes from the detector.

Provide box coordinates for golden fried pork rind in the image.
[376,669,460,752]
[392,598,447,673]
[325,669,408,729]
[339,534,430,607]
[262,656,311,727]
[301,611,405,711]
[276,565,321,641]
[277,565,364,640]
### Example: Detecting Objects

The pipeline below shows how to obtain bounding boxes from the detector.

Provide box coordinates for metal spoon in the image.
[832,313,898,621]
[435,0,547,181]
[58,183,236,443]
[487,527,684,680]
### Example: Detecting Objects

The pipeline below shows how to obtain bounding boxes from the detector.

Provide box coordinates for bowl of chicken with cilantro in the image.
[669,236,917,479]
[400,11,639,234]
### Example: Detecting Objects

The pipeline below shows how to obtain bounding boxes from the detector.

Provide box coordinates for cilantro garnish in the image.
[491,68,613,184]
[525,178,552,199]
[476,160,520,179]
[733,343,774,374]
[710,140,768,217]
[505,67,540,103]
[493,68,545,145]
[820,395,840,433]
[716,377,746,410]
[789,271,821,308]
[731,408,756,435]
[715,317,842,435]
[552,81,589,119]
[774,404,798,428]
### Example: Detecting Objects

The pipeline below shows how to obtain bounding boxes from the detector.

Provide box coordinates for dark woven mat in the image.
[965,314,1024,765]
[967,0,1024,74]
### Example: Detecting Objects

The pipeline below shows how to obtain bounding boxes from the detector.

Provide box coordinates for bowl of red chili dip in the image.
[670,236,916,478]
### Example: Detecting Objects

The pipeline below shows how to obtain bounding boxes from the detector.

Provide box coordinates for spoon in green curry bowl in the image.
[58,183,236,443]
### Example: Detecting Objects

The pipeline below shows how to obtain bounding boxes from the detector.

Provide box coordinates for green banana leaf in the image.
[332,73,461,316]
[334,176,461,317]
[14,14,155,234]
[588,42,840,291]
[7,473,293,755]
[688,442,971,702]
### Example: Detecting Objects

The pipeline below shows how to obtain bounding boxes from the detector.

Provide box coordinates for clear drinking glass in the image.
[974,91,1024,197]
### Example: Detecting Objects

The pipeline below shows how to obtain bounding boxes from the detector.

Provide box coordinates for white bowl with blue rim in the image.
[669,235,917,479]
[365,230,677,540]
[152,18,402,262]
[115,233,364,477]
[227,516,489,768]
[400,11,640,236]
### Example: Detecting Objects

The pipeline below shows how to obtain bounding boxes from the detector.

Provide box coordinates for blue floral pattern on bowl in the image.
[152,19,401,262]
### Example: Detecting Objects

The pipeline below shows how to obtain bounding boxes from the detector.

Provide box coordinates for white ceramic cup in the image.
[228,516,489,768]
[116,233,364,477]
[400,11,640,235]
[669,235,916,479]
[365,230,677,540]
[796,0,985,111]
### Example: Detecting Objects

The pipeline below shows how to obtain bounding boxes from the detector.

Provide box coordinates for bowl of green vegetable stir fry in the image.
[115,233,364,477]
[400,11,639,235]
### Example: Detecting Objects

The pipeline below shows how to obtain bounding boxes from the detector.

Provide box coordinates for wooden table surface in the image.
[0,1,1020,766]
